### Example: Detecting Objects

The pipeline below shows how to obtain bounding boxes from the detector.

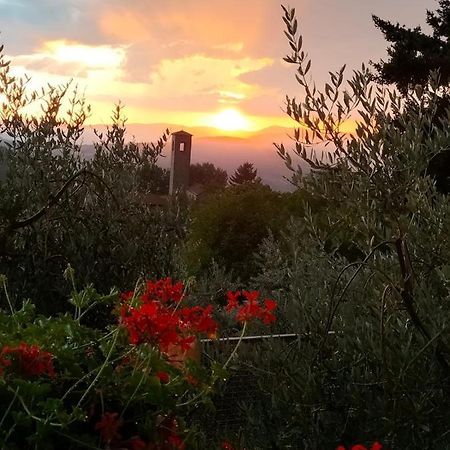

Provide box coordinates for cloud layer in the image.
[0,0,436,128]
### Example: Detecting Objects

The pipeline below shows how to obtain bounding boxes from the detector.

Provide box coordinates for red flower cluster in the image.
[122,279,184,305]
[337,442,383,450]
[94,413,185,450]
[95,413,156,450]
[95,412,123,444]
[120,278,218,355]
[0,342,55,378]
[156,371,170,384]
[225,290,277,324]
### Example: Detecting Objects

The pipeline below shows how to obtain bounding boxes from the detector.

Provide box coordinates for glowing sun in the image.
[209,108,252,132]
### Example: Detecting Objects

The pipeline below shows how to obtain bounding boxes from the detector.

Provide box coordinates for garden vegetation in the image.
[1,3,450,449]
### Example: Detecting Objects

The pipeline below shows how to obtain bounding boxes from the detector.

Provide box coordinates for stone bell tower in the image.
[169,130,192,195]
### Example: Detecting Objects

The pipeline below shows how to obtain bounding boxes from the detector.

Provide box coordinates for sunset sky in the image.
[0,0,436,137]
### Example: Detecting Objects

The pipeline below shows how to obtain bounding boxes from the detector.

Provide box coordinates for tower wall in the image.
[169,131,192,195]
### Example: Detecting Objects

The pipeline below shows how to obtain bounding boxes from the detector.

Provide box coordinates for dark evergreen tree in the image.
[229,162,261,186]
[372,0,450,93]
[373,1,450,193]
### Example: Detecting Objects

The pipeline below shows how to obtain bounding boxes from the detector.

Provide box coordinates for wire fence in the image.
[190,333,305,444]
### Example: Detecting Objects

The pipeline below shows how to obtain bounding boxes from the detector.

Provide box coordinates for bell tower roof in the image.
[172,130,192,136]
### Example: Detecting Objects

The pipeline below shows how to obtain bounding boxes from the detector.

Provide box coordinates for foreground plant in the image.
[0,275,276,449]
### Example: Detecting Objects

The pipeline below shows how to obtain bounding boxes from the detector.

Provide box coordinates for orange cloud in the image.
[3,0,290,133]
[100,11,150,42]
[97,1,270,56]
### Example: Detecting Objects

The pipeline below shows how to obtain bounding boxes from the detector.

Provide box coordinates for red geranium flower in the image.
[225,290,277,325]
[95,412,123,443]
[156,415,185,449]
[225,291,240,312]
[337,442,383,450]
[179,305,218,337]
[120,279,218,360]
[0,342,55,378]
[156,371,170,384]
[167,434,185,449]
[126,437,147,450]
[143,278,184,304]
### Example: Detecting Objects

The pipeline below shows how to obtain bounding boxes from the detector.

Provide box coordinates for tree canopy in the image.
[189,162,227,190]
[372,0,450,93]
[0,46,183,319]
[184,183,302,280]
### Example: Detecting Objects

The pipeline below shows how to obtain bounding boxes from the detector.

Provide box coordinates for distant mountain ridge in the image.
[81,123,301,191]
[2,124,304,191]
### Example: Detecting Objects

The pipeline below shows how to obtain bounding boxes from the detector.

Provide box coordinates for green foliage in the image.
[225,5,450,449]
[371,1,450,196]
[190,162,227,191]
[5,3,450,446]
[0,279,226,449]
[184,183,309,282]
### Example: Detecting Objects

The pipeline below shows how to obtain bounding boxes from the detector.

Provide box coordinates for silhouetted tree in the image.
[372,0,450,93]
[189,162,227,189]
[373,1,450,193]
[229,162,261,186]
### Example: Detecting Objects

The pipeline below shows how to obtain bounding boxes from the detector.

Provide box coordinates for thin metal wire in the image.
[200,331,336,343]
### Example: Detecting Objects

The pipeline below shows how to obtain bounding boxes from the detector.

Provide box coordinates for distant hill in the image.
[2,124,308,191]
[82,123,306,191]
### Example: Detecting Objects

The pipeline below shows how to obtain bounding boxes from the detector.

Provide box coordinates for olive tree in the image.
[236,6,450,449]
[0,45,182,318]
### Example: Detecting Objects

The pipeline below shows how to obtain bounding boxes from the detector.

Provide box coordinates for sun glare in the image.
[208,108,252,132]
